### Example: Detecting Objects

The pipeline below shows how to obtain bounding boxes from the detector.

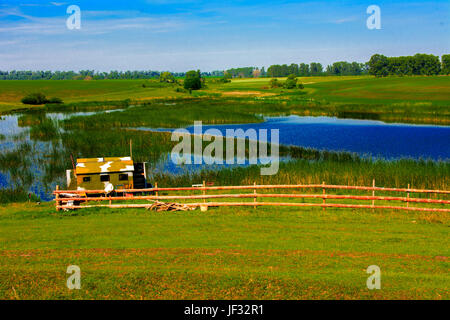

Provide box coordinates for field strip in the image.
[1,248,447,262]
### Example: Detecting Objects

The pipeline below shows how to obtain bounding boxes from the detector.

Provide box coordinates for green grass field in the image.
[0,80,189,110]
[0,203,448,300]
[1,76,449,124]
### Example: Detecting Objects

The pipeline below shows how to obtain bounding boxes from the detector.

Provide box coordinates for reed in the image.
[152,158,450,193]
[0,188,40,204]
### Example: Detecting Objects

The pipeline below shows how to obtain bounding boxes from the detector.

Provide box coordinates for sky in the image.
[0,0,449,72]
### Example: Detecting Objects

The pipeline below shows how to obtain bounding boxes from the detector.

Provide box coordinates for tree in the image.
[411,54,440,75]
[299,63,310,76]
[184,70,202,91]
[260,67,266,77]
[368,54,389,77]
[283,74,298,89]
[310,63,323,76]
[225,67,255,78]
[442,55,450,75]
[288,63,299,76]
[159,71,176,83]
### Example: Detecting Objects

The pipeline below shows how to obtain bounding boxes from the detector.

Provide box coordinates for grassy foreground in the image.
[0,203,448,300]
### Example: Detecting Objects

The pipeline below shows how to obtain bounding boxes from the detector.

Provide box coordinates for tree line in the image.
[1,53,448,80]
[0,70,223,80]
[368,54,449,77]
[225,54,449,78]
[225,62,367,78]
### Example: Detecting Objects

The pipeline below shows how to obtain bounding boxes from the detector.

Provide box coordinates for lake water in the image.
[183,116,450,161]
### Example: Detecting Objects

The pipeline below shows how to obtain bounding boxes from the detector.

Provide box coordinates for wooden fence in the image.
[53,180,450,213]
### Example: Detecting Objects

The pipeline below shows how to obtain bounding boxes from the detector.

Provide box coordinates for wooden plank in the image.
[54,193,450,204]
[53,184,450,195]
[57,202,450,213]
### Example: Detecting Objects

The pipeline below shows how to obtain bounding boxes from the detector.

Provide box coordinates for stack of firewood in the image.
[147,201,196,212]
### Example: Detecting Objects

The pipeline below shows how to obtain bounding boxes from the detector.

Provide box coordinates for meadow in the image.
[1,76,449,124]
[0,202,448,299]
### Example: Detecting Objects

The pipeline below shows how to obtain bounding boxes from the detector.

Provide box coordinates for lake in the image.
[185,116,450,160]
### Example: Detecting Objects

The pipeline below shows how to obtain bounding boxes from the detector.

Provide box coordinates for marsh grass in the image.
[44,99,131,113]
[0,188,40,203]
[62,98,266,129]
[0,142,35,196]
[29,117,60,142]
[153,158,450,194]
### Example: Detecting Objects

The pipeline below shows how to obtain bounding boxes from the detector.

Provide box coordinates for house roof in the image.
[76,157,134,175]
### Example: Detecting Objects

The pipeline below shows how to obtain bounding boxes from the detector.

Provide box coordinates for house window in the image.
[100,175,110,182]
[83,177,91,182]
[119,174,129,181]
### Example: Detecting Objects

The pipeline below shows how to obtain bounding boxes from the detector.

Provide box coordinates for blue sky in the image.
[0,0,448,71]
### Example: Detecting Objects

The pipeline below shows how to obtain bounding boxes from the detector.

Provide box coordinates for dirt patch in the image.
[221,91,276,97]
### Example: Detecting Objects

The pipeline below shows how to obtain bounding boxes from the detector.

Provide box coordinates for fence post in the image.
[372,179,375,208]
[55,185,60,212]
[155,182,158,200]
[203,181,206,204]
[254,181,257,209]
[407,183,410,208]
[322,181,326,211]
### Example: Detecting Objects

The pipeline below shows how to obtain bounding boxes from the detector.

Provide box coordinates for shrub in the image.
[159,71,176,83]
[283,74,298,89]
[47,97,63,104]
[217,76,231,83]
[21,93,48,105]
[269,78,282,88]
[184,70,202,91]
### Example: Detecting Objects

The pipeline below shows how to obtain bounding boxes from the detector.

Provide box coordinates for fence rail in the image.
[54,181,450,213]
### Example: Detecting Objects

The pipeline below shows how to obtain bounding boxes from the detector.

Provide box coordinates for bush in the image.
[47,97,63,104]
[21,93,48,105]
[159,71,176,83]
[217,76,231,83]
[269,78,282,88]
[283,74,298,89]
[142,81,173,88]
[184,70,202,91]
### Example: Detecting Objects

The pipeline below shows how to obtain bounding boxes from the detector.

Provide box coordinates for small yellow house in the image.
[66,157,148,191]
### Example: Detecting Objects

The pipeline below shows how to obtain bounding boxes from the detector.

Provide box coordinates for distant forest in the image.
[0,70,223,80]
[0,54,448,80]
